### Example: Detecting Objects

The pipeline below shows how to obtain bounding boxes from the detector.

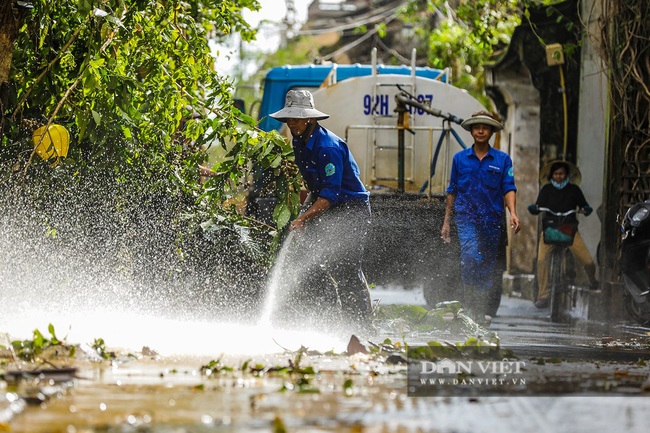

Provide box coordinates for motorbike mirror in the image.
[631,206,650,226]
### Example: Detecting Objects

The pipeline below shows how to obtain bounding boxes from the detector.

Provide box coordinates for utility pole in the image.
[281,0,297,48]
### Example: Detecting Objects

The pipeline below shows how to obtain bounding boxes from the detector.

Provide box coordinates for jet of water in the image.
[258,231,295,325]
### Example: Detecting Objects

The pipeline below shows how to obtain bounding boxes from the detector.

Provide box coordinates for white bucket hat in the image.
[269,90,330,122]
[461,113,503,132]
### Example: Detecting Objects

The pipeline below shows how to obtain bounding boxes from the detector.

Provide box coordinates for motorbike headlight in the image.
[632,207,650,223]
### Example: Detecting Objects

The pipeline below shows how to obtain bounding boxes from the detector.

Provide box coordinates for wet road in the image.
[3,291,650,433]
[372,286,650,362]
[491,295,650,362]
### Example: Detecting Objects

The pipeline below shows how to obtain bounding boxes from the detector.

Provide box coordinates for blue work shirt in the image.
[293,125,369,206]
[446,145,516,221]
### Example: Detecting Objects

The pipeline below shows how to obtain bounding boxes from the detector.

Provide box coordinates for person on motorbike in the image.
[528,160,598,309]
[269,90,373,331]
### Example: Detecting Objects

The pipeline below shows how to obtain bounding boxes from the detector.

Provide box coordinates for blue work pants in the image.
[275,200,372,332]
[456,216,503,292]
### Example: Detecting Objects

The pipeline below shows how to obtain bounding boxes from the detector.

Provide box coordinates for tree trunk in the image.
[1,0,28,135]
[0,0,23,85]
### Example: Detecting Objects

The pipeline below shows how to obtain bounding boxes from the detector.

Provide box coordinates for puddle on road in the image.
[2,292,650,432]
[4,341,650,433]
[3,349,416,433]
[0,295,419,432]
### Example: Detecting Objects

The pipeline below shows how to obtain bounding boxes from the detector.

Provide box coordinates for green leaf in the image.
[78,0,93,16]
[274,202,291,229]
[104,14,126,29]
[47,323,56,339]
[92,110,102,126]
[238,112,255,125]
[270,155,282,168]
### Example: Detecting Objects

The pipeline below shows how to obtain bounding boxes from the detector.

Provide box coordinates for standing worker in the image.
[269,90,373,332]
[441,111,521,323]
[527,160,598,308]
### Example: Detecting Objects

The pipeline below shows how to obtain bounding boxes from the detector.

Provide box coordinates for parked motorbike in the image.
[620,200,650,325]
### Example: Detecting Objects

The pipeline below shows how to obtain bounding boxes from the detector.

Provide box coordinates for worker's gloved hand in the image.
[527,204,540,215]
[583,205,593,216]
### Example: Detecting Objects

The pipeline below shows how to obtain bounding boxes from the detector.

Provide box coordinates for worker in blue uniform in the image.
[441,111,521,323]
[270,90,372,332]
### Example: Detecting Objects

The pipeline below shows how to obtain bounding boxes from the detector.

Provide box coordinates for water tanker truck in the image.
[249,49,506,313]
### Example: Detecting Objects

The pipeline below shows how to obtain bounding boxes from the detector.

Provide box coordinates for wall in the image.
[486,63,541,276]
[576,0,607,266]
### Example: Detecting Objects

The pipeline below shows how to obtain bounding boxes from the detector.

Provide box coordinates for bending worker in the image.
[269,89,372,331]
[441,111,520,322]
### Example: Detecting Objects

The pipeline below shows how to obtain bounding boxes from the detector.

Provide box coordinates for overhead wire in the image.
[295,4,401,36]
[319,11,399,62]
[373,36,429,66]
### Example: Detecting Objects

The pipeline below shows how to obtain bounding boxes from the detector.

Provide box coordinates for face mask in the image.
[551,178,569,189]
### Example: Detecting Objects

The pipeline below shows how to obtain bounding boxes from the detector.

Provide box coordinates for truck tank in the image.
[254,51,505,311]
[311,71,483,195]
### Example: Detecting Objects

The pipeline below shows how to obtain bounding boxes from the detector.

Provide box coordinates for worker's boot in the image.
[457,284,472,312]
[462,284,479,318]
[472,289,493,327]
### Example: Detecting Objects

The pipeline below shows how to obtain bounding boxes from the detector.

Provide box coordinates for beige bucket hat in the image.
[540,159,582,185]
[461,113,503,132]
[270,90,330,122]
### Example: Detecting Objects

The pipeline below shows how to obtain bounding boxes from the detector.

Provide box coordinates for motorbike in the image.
[537,207,579,322]
[620,199,650,325]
